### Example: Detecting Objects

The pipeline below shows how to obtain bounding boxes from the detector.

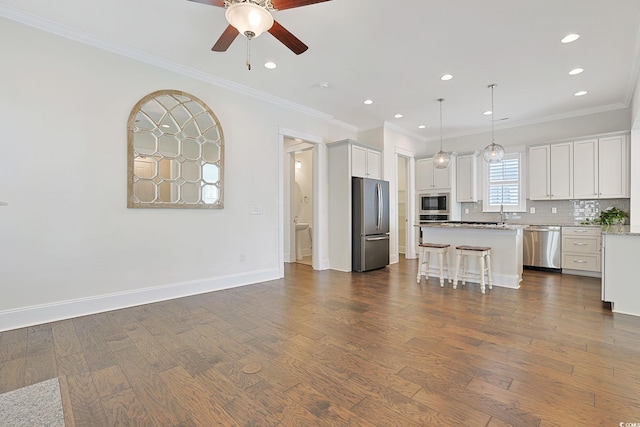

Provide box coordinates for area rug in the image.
[0,378,65,427]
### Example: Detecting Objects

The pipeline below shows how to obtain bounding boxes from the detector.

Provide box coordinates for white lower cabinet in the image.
[561,226,601,275]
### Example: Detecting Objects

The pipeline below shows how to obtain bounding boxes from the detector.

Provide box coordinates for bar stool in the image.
[417,243,452,287]
[453,246,493,294]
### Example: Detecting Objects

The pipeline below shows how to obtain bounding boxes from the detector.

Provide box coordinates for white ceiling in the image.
[2,0,640,140]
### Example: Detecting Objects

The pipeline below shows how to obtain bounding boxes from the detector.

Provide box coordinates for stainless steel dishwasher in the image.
[523,225,562,269]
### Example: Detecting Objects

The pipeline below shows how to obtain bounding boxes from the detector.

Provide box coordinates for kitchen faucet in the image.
[499,204,506,224]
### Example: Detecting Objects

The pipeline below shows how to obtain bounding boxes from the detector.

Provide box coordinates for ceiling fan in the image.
[188,0,331,67]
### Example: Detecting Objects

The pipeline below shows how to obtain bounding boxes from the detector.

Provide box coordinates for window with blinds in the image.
[483,153,525,212]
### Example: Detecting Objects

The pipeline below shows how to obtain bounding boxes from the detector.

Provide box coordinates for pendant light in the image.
[482,84,505,163]
[433,98,451,169]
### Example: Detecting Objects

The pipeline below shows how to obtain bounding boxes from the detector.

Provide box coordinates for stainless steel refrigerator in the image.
[352,177,390,272]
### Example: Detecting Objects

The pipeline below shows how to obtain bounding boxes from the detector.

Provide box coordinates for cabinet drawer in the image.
[563,237,599,253]
[562,227,600,237]
[563,254,600,272]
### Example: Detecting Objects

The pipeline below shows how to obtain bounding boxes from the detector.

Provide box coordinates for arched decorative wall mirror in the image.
[127,90,224,209]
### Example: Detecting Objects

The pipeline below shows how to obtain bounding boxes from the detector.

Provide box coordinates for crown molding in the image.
[381,121,428,142]
[0,4,360,131]
[423,102,630,143]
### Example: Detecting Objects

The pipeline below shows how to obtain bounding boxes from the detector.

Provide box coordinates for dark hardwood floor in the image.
[1,259,640,426]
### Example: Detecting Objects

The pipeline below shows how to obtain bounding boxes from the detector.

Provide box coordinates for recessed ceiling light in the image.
[363,99,373,105]
[574,90,588,96]
[418,125,426,129]
[264,61,277,69]
[394,114,403,118]
[561,33,580,43]
[318,81,329,88]
[483,110,492,116]
[440,74,453,81]
[569,68,584,75]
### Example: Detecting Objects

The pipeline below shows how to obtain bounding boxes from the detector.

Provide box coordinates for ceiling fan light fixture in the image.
[225,2,274,38]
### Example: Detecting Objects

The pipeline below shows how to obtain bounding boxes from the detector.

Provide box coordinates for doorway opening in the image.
[283,136,316,268]
[292,147,313,265]
[397,155,408,256]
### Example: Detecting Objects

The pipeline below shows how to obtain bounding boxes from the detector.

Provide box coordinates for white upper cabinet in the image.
[550,143,573,199]
[598,135,629,198]
[573,139,599,199]
[456,153,478,202]
[529,145,550,200]
[573,135,629,199]
[416,158,451,191]
[529,142,573,200]
[351,144,381,179]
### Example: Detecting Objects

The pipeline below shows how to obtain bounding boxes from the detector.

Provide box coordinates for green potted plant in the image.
[585,207,629,225]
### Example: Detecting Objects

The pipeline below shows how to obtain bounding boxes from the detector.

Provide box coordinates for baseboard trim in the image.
[0,268,281,332]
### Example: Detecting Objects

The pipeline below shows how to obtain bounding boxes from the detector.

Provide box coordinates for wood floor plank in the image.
[66,372,109,426]
[347,373,467,426]
[0,357,25,393]
[160,365,239,426]
[2,259,640,425]
[243,380,324,425]
[24,324,56,384]
[51,319,83,358]
[101,387,154,426]
[91,365,130,399]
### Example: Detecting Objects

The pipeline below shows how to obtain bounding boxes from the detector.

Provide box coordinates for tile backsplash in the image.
[460,199,630,225]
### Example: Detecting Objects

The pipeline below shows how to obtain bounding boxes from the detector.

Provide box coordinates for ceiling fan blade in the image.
[271,0,331,11]
[268,20,308,55]
[212,25,240,52]
[187,0,225,7]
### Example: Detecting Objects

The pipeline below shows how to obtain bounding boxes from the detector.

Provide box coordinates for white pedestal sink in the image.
[295,223,309,260]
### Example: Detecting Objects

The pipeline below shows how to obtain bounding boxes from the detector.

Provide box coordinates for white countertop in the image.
[416,222,526,230]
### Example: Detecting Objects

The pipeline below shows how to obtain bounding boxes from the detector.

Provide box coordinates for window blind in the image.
[487,157,520,207]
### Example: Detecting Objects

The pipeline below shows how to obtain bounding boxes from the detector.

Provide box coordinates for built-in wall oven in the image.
[418,193,450,222]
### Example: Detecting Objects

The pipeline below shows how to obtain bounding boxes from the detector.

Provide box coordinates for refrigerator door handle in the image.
[366,236,390,241]
[377,183,383,231]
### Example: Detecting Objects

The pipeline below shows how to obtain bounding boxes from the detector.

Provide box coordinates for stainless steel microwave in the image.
[419,193,449,214]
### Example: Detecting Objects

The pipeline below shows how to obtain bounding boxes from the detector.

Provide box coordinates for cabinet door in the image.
[366,149,381,179]
[550,142,573,199]
[433,165,450,190]
[351,145,368,178]
[598,135,628,198]
[573,139,598,199]
[528,145,550,200]
[416,159,433,190]
[456,154,477,202]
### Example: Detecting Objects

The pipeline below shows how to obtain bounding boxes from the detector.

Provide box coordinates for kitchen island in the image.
[418,223,525,289]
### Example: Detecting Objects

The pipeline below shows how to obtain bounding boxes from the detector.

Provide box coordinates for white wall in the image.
[0,18,353,330]
[630,71,640,226]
